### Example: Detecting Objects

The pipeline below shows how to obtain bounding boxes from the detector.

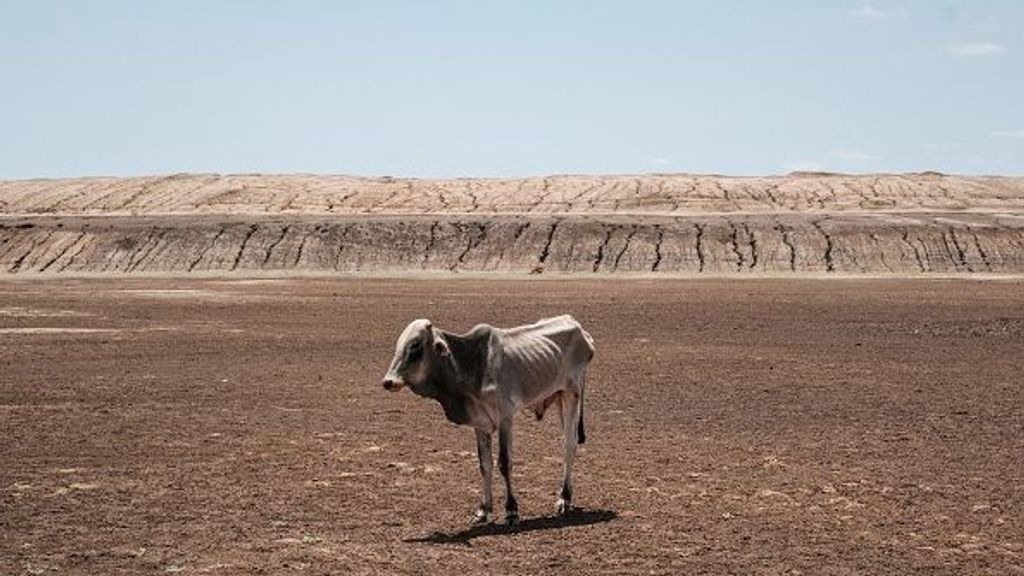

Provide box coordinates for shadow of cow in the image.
[402,508,617,547]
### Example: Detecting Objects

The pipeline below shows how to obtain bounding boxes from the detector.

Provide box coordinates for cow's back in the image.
[495,315,593,407]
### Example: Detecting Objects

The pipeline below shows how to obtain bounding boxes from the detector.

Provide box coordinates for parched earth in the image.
[1,278,1022,575]
[2,173,1024,275]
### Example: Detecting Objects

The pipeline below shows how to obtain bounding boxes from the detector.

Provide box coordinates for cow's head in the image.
[382,318,450,392]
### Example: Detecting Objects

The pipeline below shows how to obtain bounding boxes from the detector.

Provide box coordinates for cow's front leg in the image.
[473,430,493,524]
[497,418,519,526]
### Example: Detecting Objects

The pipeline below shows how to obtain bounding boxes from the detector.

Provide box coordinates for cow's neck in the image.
[418,327,490,425]
[446,328,490,383]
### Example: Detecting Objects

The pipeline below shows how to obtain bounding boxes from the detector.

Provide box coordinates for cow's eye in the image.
[407,342,424,362]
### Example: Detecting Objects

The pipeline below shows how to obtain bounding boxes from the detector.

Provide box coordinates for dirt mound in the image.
[2,173,1023,275]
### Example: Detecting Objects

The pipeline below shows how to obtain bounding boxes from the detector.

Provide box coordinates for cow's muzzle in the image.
[382,377,405,392]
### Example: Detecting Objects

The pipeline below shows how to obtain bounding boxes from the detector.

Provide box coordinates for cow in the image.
[381,315,595,526]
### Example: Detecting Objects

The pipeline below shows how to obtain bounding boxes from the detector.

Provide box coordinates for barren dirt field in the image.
[2,277,1022,575]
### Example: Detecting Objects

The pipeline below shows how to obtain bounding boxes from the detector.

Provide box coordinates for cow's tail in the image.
[577,374,587,445]
[577,329,594,446]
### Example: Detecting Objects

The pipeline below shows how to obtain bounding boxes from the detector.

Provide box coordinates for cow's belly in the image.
[504,360,565,408]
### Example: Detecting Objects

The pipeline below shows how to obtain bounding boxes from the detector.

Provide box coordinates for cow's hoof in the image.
[505,511,520,527]
[472,508,490,525]
[556,499,573,516]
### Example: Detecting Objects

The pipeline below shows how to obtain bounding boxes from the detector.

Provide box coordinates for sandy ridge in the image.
[2,173,1023,275]
[2,172,1023,215]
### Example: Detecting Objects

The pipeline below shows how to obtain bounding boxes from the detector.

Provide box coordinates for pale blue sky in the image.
[1,1,1022,179]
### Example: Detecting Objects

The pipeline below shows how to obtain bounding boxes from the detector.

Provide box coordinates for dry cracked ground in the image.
[2,172,1024,275]
[1,278,1022,575]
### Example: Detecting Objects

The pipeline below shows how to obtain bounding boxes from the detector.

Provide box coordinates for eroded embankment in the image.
[2,173,1024,275]
[2,213,1022,275]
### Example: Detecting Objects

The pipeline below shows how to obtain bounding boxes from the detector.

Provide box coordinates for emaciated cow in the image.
[382,315,595,526]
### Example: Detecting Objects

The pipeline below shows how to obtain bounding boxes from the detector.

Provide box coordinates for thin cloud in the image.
[925,141,962,153]
[828,149,879,162]
[850,5,906,19]
[644,157,673,166]
[949,42,1006,56]
[991,129,1024,138]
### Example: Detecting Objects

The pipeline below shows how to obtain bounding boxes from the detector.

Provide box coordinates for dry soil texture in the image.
[2,278,1022,574]
[2,173,1024,275]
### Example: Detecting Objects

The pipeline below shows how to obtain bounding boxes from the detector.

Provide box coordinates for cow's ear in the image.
[434,336,450,358]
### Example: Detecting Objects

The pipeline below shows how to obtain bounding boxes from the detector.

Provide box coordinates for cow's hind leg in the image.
[556,386,582,515]
[497,418,519,526]
[473,430,493,524]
